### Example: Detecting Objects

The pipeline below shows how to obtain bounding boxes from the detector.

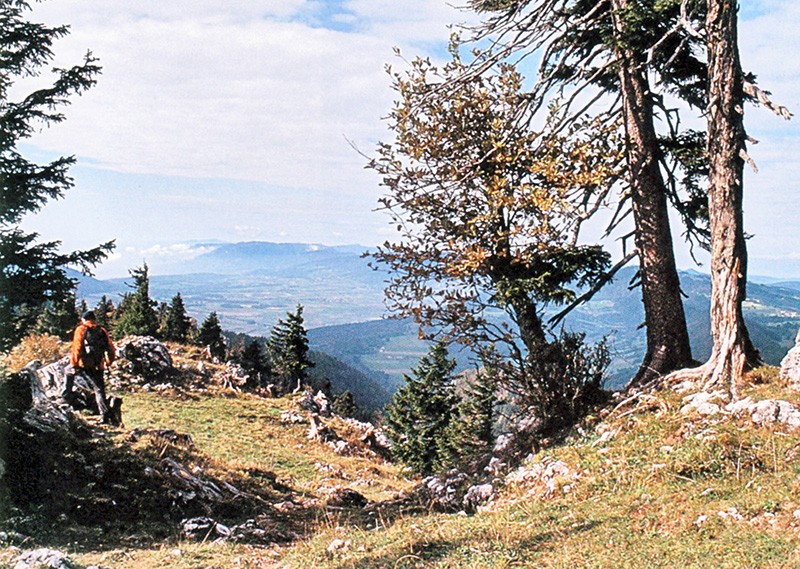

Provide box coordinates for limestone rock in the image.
[422,470,470,511]
[214,362,250,389]
[726,397,800,428]
[308,414,338,443]
[680,391,726,416]
[341,417,392,459]
[463,483,494,510]
[506,456,579,500]
[780,328,800,387]
[12,548,79,569]
[116,336,173,382]
[299,390,331,417]
[180,517,231,540]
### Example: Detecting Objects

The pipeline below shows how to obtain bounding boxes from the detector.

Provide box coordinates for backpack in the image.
[81,325,108,369]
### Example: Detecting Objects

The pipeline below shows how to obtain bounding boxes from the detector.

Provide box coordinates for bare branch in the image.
[739,148,758,173]
[548,250,638,326]
[743,81,793,120]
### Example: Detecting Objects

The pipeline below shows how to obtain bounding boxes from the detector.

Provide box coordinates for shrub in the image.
[3,334,69,373]
[503,331,611,438]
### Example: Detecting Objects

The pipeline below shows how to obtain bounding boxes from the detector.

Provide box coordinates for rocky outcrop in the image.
[727,397,800,427]
[678,388,800,429]
[780,329,800,387]
[12,548,84,569]
[299,390,331,417]
[115,336,173,382]
[213,362,250,390]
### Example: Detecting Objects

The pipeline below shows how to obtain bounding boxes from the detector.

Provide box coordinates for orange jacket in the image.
[70,321,116,370]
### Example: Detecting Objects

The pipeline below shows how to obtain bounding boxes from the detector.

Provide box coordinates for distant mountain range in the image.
[72,241,800,395]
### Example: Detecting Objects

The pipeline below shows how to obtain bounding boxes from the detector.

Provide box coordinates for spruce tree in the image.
[440,357,498,470]
[384,342,458,475]
[267,304,314,391]
[94,295,115,331]
[33,292,79,340]
[0,2,113,351]
[161,293,191,343]
[197,312,226,361]
[240,339,269,389]
[332,390,358,419]
[113,264,159,338]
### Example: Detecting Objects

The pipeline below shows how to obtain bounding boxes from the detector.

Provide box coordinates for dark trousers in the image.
[65,366,111,422]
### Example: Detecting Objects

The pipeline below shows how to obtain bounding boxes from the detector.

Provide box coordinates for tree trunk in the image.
[611,0,694,387]
[508,293,548,355]
[703,0,761,395]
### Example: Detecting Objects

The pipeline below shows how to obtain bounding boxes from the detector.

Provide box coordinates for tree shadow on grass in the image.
[330,519,602,569]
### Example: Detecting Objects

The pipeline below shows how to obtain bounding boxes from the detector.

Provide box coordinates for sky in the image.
[16,0,800,279]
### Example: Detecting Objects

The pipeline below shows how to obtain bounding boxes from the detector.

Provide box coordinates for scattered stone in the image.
[780,328,800,388]
[329,439,353,455]
[463,483,494,510]
[299,390,331,416]
[485,457,507,476]
[181,517,231,540]
[308,414,337,443]
[506,457,580,500]
[726,398,800,428]
[280,410,305,424]
[12,548,79,569]
[422,470,470,511]
[717,507,743,522]
[341,418,392,459]
[214,362,250,390]
[314,391,331,417]
[327,538,351,554]
[680,391,726,416]
[326,488,369,509]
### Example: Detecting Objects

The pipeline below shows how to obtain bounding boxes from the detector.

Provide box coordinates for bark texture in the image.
[611,0,694,387]
[704,0,761,394]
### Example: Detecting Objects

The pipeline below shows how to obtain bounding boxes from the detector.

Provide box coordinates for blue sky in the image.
[17,1,799,279]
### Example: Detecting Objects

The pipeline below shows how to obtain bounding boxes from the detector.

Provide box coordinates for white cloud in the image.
[15,0,800,278]
[21,0,468,196]
[139,243,216,260]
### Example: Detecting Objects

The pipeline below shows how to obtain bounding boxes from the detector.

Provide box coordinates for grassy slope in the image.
[280,369,800,568]
[4,358,800,568]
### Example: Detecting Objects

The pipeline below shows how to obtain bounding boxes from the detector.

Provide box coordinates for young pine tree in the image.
[94,296,115,331]
[113,264,159,338]
[197,312,226,361]
[240,339,270,389]
[384,342,459,475]
[439,355,499,470]
[34,292,80,341]
[267,305,314,391]
[160,293,191,343]
[332,390,358,419]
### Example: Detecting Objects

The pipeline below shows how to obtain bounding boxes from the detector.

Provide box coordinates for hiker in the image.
[65,310,118,424]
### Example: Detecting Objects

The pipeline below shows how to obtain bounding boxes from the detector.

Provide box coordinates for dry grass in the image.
[5,363,800,569]
[2,333,69,373]
[278,367,800,568]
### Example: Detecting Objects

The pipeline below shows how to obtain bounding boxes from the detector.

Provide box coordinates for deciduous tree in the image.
[462,0,710,384]
[370,50,619,364]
